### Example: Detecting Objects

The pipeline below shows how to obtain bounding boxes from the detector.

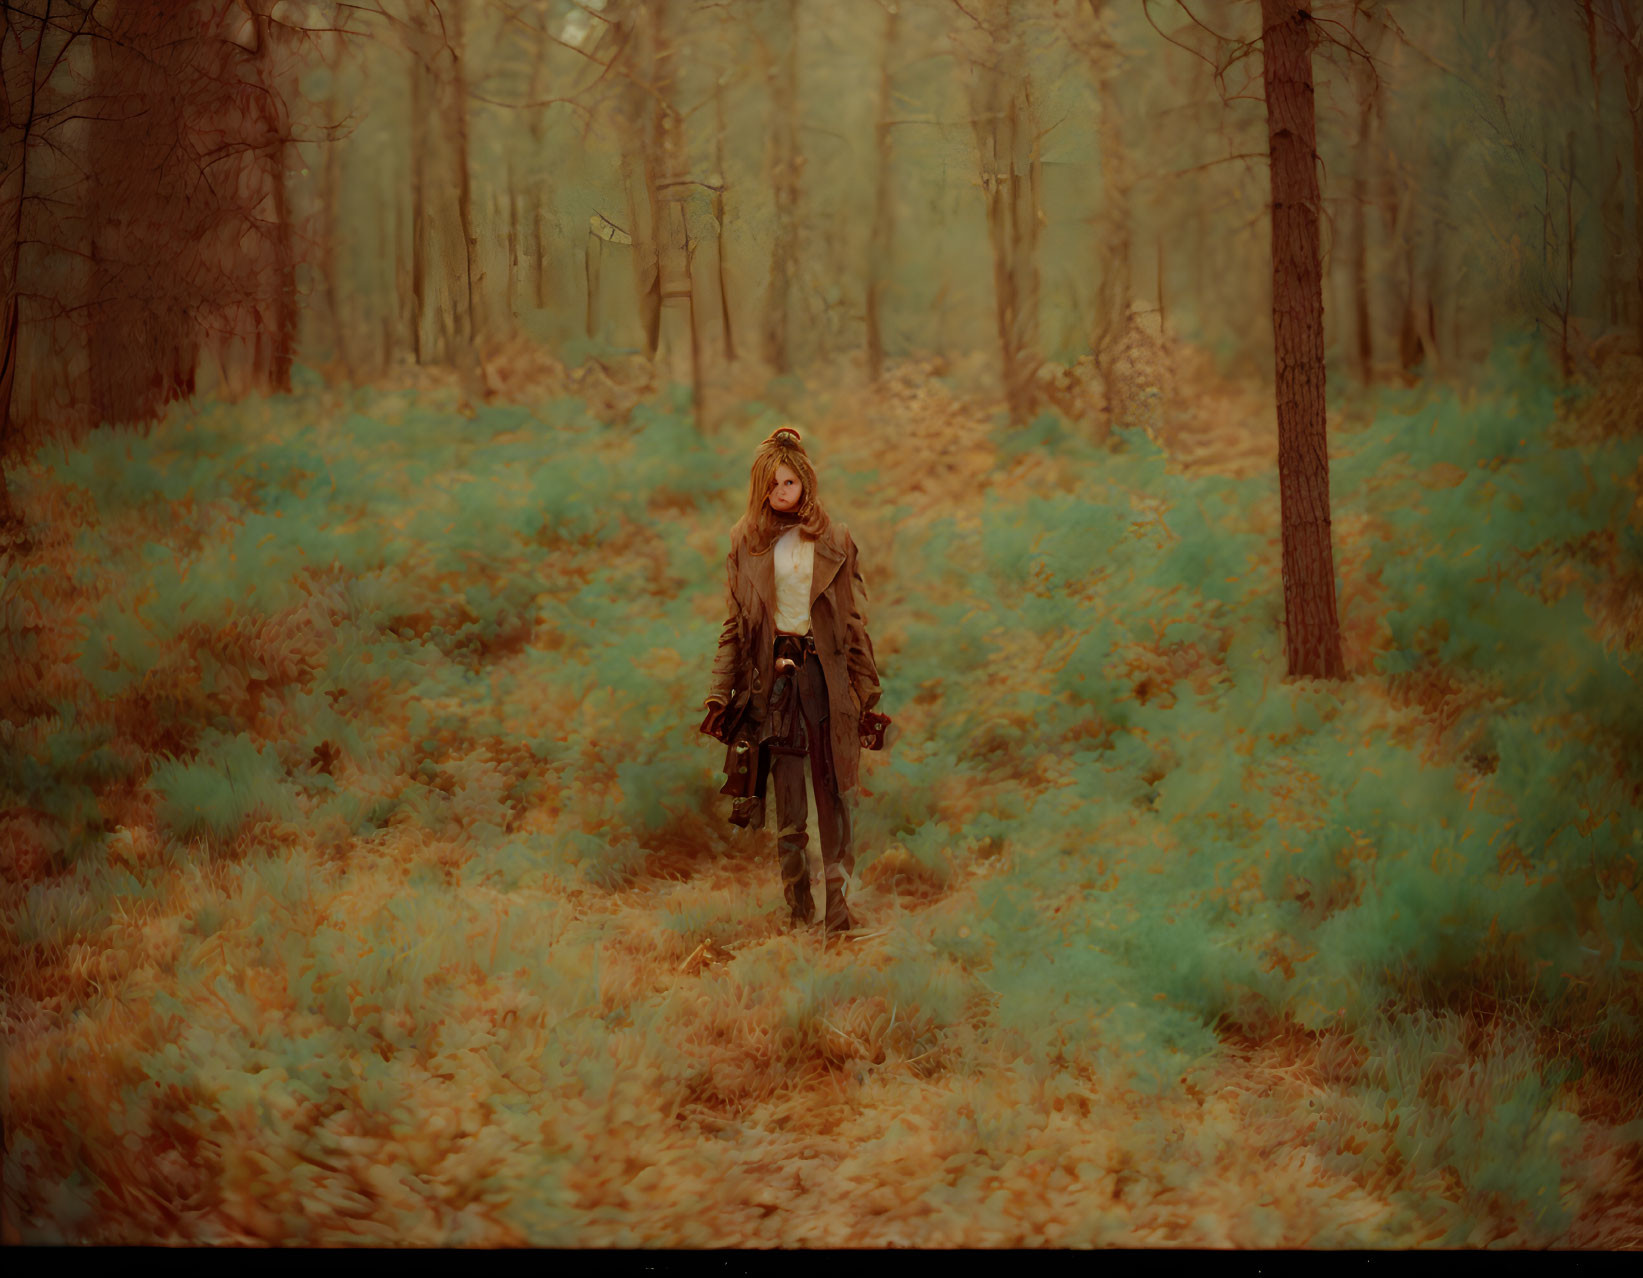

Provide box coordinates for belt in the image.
[767,633,815,757]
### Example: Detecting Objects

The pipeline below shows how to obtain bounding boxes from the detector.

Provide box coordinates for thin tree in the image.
[316,2,356,380]
[641,0,706,423]
[243,0,298,396]
[1576,0,1626,327]
[1070,0,1133,426]
[760,0,801,374]
[1260,0,1345,679]
[712,68,737,362]
[955,0,1044,428]
[397,0,486,402]
[1601,0,1643,326]
[864,0,899,384]
[1347,2,1388,386]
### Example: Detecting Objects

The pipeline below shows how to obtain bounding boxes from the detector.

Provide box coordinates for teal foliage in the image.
[1,714,133,860]
[992,411,1072,465]
[623,396,723,506]
[1360,1007,1583,1242]
[150,732,300,844]
[15,343,1642,1240]
[13,876,109,950]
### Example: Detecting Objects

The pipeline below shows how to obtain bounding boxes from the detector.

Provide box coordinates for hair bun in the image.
[769,426,803,446]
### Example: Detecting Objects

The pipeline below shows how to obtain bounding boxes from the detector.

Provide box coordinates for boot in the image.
[822,863,855,936]
[778,832,814,928]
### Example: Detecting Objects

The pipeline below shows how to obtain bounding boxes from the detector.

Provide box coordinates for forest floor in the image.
[3,333,1642,1247]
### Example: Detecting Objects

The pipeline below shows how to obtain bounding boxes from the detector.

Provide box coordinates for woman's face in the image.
[767,463,802,513]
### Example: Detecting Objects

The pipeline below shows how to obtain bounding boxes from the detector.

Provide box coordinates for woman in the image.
[699,426,883,937]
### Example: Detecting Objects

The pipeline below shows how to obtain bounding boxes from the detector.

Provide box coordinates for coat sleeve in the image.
[706,543,742,707]
[841,529,882,713]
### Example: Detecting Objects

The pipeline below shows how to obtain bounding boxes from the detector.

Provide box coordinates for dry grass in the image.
[6,342,1643,1247]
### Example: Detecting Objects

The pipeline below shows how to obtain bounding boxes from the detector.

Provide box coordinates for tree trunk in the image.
[506,160,519,323]
[763,0,801,374]
[0,0,49,507]
[1155,233,1166,335]
[1260,0,1345,681]
[1633,90,1643,330]
[242,3,295,395]
[644,0,704,424]
[1621,3,1643,328]
[1563,129,1577,383]
[442,0,487,403]
[1085,0,1131,427]
[391,192,410,373]
[612,3,661,358]
[527,13,552,313]
[86,2,199,427]
[321,36,352,381]
[1582,0,1622,326]
[1349,26,1376,385]
[968,0,1041,427]
[713,74,736,362]
[864,2,898,384]
[408,34,429,364]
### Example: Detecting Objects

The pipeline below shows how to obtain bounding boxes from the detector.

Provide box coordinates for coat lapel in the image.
[749,547,775,624]
[809,532,843,611]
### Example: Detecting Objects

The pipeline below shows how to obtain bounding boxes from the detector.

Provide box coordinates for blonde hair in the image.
[736,425,831,553]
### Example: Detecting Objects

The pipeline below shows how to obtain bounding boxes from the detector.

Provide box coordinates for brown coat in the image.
[707,520,882,794]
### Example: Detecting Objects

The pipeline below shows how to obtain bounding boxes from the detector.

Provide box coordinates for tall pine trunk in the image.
[1261,0,1344,681]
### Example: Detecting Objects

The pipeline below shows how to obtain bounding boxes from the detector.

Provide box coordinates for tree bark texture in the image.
[1260,0,1344,681]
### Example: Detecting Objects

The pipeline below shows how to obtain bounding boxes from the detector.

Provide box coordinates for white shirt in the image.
[771,525,815,634]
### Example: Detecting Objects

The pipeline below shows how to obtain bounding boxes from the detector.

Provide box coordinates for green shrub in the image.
[151,732,299,845]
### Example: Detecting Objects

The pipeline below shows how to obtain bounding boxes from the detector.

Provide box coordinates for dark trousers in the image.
[769,633,855,931]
